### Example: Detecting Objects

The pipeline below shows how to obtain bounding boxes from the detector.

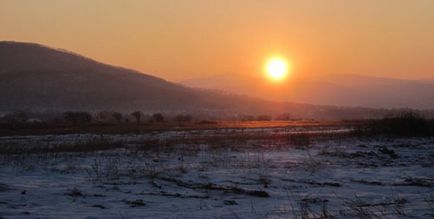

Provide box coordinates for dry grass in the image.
[0,139,123,155]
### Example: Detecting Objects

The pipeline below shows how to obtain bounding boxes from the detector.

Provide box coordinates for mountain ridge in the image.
[181,72,434,109]
[1,41,433,120]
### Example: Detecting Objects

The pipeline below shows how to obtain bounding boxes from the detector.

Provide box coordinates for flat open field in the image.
[0,120,353,136]
[0,123,433,218]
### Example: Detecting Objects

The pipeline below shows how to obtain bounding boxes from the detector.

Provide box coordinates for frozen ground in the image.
[0,128,433,218]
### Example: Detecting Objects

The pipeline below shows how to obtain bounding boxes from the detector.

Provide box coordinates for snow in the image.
[0,128,433,218]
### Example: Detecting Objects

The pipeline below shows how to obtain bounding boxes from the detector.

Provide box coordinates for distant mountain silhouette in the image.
[0,41,201,111]
[182,73,434,109]
[1,41,432,119]
[421,77,434,84]
[0,41,307,116]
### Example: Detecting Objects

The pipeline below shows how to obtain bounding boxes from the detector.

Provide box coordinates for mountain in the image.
[0,42,195,111]
[182,73,434,109]
[420,77,434,84]
[0,41,311,116]
[1,41,432,120]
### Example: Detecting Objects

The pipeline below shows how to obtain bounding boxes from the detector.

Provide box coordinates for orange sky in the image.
[1,0,433,81]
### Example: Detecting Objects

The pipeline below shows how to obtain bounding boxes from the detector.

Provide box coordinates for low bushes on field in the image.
[355,112,433,137]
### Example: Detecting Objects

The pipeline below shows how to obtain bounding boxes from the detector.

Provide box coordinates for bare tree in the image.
[63,112,92,125]
[151,113,164,123]
[275,113,292,121]
[131,111,143,124]
[96,111,110,123]
[112,112,123,124]
[174,114,193,123]
[256,114,272,121]
[3,111,28,124]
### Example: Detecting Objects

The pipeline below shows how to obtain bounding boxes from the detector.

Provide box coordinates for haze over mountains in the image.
[422,77,434,83]
[182,73,434,109]
[1,41,433,119]
[0,41,314,117]
[2,41,288,114]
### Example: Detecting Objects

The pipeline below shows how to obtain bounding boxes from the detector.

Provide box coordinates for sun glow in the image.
[264,57,289,82]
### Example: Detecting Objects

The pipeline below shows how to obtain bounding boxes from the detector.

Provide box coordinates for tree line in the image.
[0,111,192,125]
[0,111,296,125]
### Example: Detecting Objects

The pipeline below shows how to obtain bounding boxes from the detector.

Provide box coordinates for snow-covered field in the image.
[0,128,433,218]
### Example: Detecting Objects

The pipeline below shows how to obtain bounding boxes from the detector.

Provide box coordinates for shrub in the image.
[359,112,433,137]
[112,112,123,124]
[62,112,92,125]
[256,114,272,121]
[174,114,193,123]
[131,111,143,124]
[275,113,292,121]
[0,140,122,155]
[289,133,311,148]
[240,115,255,121]
[2,111,28,124]
[151,113,164,123]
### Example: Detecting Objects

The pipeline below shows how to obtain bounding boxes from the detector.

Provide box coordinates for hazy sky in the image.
[1,0,433,81]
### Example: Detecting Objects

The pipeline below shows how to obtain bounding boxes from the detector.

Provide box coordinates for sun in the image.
[264,57,289,82]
